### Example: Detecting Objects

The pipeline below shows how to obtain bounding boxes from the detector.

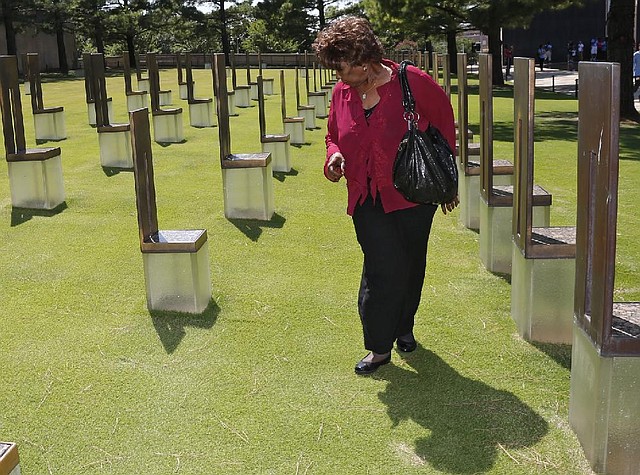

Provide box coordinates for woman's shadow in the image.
[377,345,548,473]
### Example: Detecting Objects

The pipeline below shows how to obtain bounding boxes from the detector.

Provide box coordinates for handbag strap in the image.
[399,60,416,114]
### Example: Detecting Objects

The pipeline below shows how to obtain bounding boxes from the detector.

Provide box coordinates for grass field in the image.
[0,65,638,474]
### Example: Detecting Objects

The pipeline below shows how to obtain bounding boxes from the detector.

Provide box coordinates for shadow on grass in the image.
[273,168,299,182]
[375,346,548,473]
[150,299,220,354]
[35,137,66,145]
[228,212,286,241]
[102,166,133,177]
[155,139,187,147]
[10,201,68,226]
[531,342,572,370]
[619,122,640,162]
[491,112,577,143]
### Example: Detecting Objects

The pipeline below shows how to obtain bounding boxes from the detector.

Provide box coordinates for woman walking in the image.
[313,17,457,375]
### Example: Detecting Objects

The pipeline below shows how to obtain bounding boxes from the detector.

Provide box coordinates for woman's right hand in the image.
[326,152,345,182]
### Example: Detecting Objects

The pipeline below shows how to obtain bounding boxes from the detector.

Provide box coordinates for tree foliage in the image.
[365,0,585,85]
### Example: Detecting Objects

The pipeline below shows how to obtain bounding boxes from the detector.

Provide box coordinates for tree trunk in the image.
[219,0,230,64]
[126,34,136,68]
[486,25,504,86]
[607,0,639,120]
[1,0,18,55]
[446,29,457,75]
[317,0,325,29]
[55,26,68,74]
[93,16,105,54]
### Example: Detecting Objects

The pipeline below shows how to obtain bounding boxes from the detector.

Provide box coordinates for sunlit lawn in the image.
[1,64,636,474]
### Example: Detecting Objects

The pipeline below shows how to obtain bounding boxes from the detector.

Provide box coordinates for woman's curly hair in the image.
[312,16,384,70]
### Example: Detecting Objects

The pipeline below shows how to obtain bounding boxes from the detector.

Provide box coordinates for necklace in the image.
[359,80,377,100]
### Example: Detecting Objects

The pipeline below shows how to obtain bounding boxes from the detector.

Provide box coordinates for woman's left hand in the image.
[440,195,459,215]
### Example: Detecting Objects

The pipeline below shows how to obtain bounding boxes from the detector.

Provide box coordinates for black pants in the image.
[352,196,437,354]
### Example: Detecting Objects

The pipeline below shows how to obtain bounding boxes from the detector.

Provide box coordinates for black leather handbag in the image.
[392,61,458,205]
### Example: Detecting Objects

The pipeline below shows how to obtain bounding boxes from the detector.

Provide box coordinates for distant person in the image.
[590,38,598,61]
[633,43,640,99]
[503,44,513,78]
[544,41,552,64]
[599,38,607,60]
[577,40,584,61]
[537,44,546,71]
[567,42,577,71]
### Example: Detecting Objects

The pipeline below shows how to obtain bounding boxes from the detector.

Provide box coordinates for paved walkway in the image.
[506,67,579,96]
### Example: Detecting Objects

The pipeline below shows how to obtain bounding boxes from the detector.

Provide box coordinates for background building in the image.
[502,0,610,65]
[0,25,77,72]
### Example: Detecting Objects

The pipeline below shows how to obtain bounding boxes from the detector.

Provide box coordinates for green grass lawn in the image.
[1,66,637,474]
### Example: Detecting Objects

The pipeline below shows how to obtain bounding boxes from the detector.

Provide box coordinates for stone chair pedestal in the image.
[188,99,214,127]
[234,86,251,108]
[7,150,65,209]
[262,135,291,173]
[479,185,551,274]
[222,154,274,220]
[458,159,513,230]
[152,109,184,143]
[142,232,211,313]
[98,124,133,169]
[307,92,328,118]
[179,82,191,100]
[570,324,640,475]
[0,442,20,475]
[137,78,149,93]
[158,90,172,106]
[227,92,236,116]
[126,92,148,113]
[284,118,305,145]
[34,107,66,141]
[88,99,114,127]
[298,105,316,130]
[511,229,576,343]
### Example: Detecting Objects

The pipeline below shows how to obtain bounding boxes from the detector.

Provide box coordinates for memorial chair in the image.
[456,52,508,230]
[83,52,113,127]
[210,53,236,117]
[246,52,259,101]
[319,64,336,103]
[147,52,184,143]
[123,51,148,112]
[257,53,275,95]
[430,51,440,84]
[26,53,66,141]
[510,57,576,344]
[440,53,452,100]
[569,60,640,475]
[295,65,316,130]
[258,75,291,172]
[185,52,214,127]
[89,53,133,169]
[280,70,305,145]
[176,52,191,100]
[478,53,551,274]
[129,108,211,313]
[135,51,149,93]
[0,442,20,475]
[0,55,65,210]
[230,54,251,108]
[213,53,274,220]
[20,54,31,96]
[304,52,328,119]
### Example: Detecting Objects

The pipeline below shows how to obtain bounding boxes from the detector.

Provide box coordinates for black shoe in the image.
[354,353,391,375]
[396,336,417,353]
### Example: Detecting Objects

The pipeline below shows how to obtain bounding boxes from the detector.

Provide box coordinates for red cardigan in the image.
[325,59,456,215]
